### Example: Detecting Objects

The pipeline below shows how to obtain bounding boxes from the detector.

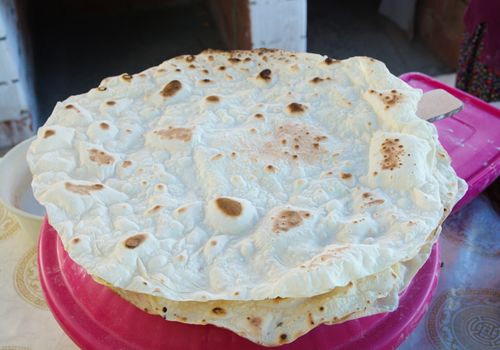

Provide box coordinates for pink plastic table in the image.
[38,73,499,349]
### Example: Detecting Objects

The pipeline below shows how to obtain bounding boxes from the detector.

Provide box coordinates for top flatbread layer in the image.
[28,49,466,301]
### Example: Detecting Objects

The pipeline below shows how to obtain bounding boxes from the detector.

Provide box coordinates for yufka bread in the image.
[28,49,466,345]
[97,230,437,345]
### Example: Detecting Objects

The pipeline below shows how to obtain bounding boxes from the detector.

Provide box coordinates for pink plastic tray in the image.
[38,218,440,350]
[400,73,500,212]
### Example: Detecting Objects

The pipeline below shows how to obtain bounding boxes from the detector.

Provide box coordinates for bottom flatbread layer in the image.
[95,226,439,346]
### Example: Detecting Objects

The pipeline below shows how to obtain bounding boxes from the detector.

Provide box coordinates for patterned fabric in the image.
[456,24,500,102]
[0,203,78,350]
[400,194,500,350]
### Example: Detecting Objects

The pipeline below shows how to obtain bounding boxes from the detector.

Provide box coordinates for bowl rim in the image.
[0,136,44,221]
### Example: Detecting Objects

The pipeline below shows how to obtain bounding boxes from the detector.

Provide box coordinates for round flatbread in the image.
[28,49,466,303]
[102,226,440,346]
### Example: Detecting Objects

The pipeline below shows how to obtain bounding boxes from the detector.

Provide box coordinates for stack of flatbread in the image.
[27,49,466,346]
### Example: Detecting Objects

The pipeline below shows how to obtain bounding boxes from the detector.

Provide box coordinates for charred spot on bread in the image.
[124,234,147,249]
[216,198,242,217]
[161,80,182,97]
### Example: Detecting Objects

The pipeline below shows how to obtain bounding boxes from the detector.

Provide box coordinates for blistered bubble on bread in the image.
[206,197,257,235]
[87,120,119,143]
[367,132,431,191]
[33,126,75,152]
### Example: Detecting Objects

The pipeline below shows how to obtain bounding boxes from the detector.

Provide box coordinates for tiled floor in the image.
[31,0,452,126]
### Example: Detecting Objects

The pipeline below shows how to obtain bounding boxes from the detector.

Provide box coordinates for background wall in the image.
[416,0,468,69]
[208,0,306,51]
[0,0,468,134]
[0,0,35,148]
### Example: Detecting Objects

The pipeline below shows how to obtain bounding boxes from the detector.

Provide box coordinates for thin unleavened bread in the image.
[28,49,466,304]
[100,227,438,346]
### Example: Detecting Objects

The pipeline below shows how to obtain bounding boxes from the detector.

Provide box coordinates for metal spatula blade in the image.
[417,89,463,122]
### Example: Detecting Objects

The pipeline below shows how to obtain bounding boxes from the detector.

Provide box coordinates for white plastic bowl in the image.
[0,136,44,240]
